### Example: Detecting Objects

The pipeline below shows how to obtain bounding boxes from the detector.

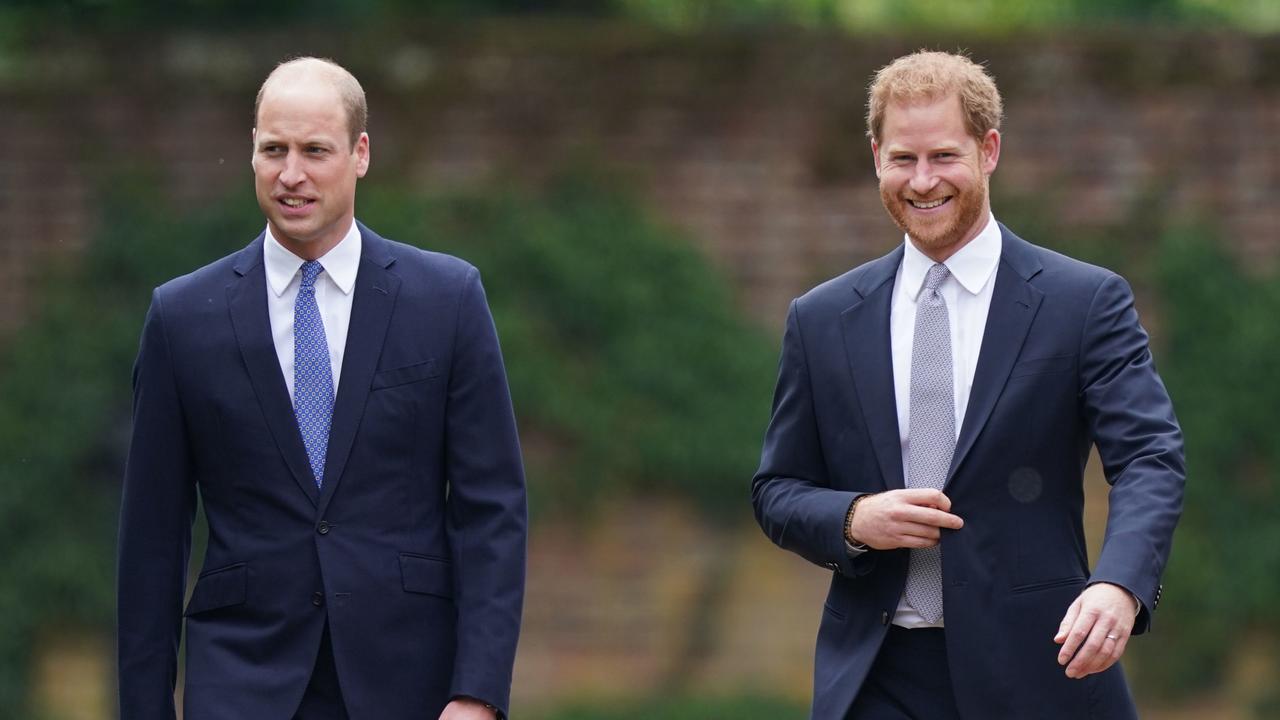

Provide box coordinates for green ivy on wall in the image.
[362,170,777,522]
[1132,226,1280,704]
[0,176,253,713]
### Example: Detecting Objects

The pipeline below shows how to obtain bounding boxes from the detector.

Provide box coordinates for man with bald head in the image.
[118,57,527,720]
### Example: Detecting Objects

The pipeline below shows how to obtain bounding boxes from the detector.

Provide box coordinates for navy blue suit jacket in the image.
[118,223,527,720]
[752,225,1184,719]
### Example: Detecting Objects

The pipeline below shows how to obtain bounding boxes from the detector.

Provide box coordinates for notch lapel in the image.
[227,236,320,506]
[840,247,906,491]
[316,224,400,517]
[947,225,1044,484]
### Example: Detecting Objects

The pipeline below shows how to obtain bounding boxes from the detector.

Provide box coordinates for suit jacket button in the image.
[312,592,324,607]
[317,521,330,535]
[880,611,889,625]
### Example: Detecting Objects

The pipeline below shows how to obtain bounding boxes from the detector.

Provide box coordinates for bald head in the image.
[254,57,367,149]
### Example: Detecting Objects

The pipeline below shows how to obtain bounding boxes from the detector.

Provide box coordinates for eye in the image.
[306,145,329,156]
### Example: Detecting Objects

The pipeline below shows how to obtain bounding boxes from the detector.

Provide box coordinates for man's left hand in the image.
[1054,582,1138,679]
[439,698,498,720]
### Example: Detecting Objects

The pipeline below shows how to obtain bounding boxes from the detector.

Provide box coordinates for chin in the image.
[907,225,960,250]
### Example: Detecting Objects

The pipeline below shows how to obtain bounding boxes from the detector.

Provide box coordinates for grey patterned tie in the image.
[904,263,955,623]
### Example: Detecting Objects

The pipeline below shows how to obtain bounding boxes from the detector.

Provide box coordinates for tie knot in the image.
[299,261,324,289]
[924,263,950,292]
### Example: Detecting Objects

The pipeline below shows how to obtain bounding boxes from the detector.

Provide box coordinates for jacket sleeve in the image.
[117,290,197,720]
[752,299,872,578]
[444,267,528,717]
[1080,273,1185,634]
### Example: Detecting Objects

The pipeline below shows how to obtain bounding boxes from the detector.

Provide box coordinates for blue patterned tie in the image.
[294,260,334,487]
[904,263,956,623]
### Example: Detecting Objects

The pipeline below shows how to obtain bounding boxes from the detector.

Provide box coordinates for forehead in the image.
[255,77,347,139]
[879,94,970,148]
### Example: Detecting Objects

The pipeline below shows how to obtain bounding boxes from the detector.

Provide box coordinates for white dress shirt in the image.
[890,212,1002,628]
[263,221,361,401]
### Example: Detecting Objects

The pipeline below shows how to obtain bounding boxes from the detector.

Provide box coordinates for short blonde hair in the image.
[255,56,368,149]
[866,51,1002,144]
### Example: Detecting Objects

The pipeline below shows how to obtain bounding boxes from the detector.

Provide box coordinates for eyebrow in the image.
[884,143,965,155]
[255,137,337,150]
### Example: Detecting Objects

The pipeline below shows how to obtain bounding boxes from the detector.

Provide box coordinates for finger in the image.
[1112,630,1131,664]
[1057,609,1095,666]
[890,530,938,548]
[894,522,946,544]
[1098,620,1133,674]
[1054,596,1082,645]
[897,488,951,511]
[1066,619,1114,678]
[896,505,964,530]
[1090,630,1125,676]
[926,508,965,530]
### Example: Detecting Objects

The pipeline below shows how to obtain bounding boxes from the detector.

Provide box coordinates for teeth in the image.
[282,198,307,207]
[911,198,947,209]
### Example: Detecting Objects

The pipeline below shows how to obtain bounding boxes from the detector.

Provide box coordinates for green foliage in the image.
[0,177,254,712]
[3,0,1278,35]
[1124,226,1280,698]
[362,170,777,522]
[536,694,805,720]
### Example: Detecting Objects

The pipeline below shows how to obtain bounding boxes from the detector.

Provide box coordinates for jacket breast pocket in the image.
[1008,354,1076,380]
[372,359,438,390]
[400,553,454,599]
[184,562,247,616]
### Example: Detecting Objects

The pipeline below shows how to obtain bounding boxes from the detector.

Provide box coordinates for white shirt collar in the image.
[901,212,1002,301]
[263,221,362,297]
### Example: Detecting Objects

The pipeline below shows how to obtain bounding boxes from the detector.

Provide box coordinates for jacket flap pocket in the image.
[372,359,439,390]
[1009,354,1076,379]
[400,553,453,598]
[184,563,247,616]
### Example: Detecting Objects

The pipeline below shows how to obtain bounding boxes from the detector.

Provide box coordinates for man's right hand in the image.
[847,489,964,550]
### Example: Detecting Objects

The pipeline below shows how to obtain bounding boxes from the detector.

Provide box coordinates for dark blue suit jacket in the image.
[752,225,1184,719]
[117,223,527,720]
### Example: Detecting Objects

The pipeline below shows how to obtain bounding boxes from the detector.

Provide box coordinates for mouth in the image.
[276,196,316,215]
[908,196,951,210]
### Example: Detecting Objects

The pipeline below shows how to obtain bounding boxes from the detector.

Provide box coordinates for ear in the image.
[250,128,257,167]
[355,132,370,178]
[870,138,882,179]
[980,129,1000,175]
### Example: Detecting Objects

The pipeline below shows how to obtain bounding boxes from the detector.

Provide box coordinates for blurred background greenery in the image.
[0,1,1277,718]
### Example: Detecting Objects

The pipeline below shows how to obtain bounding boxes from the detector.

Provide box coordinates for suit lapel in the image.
[227,235,320,506]
[840,247,906,491]
[316,224,400,516]
[947,225,1044,484]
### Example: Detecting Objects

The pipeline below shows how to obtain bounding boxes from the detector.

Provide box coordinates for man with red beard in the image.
[752,51,1183,719]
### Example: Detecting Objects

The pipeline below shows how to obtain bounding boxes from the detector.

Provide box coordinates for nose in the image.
[279,150,306,187]
[909,159,939,196]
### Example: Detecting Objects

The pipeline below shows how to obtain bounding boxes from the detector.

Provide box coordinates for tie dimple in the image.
[294,260,334,488]
[903,262,955,623]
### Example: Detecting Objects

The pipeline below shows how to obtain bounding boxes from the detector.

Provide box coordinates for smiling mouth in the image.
[909,197,950,210]
[279,197,314,208]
